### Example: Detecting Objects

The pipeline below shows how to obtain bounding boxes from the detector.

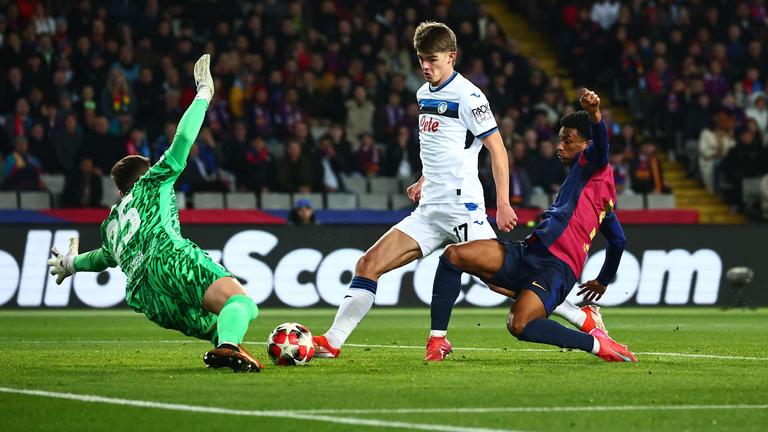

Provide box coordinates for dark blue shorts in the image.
[489,238,577,316]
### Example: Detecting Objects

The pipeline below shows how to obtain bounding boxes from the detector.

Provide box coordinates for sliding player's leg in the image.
[508,251,636,362]
[552,300,607,333]
[508,300,607,334]
[129,244,263,371]
[427,239,507,361]
[202,275,263,372]
[315,227,425,357]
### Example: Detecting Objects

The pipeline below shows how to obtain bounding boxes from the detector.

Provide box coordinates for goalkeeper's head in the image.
[111,155,150,196]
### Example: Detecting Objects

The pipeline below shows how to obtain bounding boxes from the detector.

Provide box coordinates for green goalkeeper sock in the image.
[216,295,258,346]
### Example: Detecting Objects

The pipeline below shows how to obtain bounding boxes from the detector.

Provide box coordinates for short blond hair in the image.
[413,21,457,54]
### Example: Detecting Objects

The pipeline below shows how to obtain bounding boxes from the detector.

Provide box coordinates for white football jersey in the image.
[416,71,498,205]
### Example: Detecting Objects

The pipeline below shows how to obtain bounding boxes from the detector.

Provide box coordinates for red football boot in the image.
[312,335,341,359]
[424,336,453,361]
[590,329,637,362]
[580,305,607,334]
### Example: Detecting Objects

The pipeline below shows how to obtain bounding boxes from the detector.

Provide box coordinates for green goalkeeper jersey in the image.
[73,98,209,291]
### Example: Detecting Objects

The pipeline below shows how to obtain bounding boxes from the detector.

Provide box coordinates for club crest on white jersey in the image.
[416,71,498,205]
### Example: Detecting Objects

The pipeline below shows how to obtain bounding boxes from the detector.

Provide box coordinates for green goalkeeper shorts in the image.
[125,242,232,341]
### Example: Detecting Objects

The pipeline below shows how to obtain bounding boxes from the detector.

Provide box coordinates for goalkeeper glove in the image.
[194,53,214,104]
[47,237,79,285]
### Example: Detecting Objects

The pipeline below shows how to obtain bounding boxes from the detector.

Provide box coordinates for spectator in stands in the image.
[83,115,122,173]
[152,121,176,162]
[374,92,406,143]
[721,128,768,207]
[113,45,140,84]
[612,123,639,157]
[327,123,354,169]
[250,87,274,140]
[590,0,620,31]
[529,140,566,195]
[28,122,57,173]
[355,132,380,177]
[274,87,306,137]
[198,127,235,191]
[384,126,420,180]
[631,143,668,195]
[292,122,315,155]
[2,136,44,191]
[288,198,316,226]
[699,111,736,193]
[0,67,25,114]
[276,140,313,193]
[179,143,228,194]
[51,113,83,175]
[134,66,160,136]
[242,136,271,193]
[315,135,347,193]
[745,92,768,143]
[345,86,375,147]
[61,157,103,207]
[508,151,532,208]
[610,152,631,195]
[5,98,32,145]
[125,128,150,159]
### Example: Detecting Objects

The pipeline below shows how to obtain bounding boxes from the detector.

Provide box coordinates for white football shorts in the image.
[393,202,497,256]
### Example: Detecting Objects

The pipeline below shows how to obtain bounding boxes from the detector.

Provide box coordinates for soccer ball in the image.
[267,322,315,366]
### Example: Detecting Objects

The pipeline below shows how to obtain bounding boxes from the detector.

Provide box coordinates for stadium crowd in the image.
[531,0,768,213]
[2,0,765,214]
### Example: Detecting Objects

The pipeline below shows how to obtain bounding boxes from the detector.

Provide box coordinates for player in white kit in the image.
[312,22,604,361]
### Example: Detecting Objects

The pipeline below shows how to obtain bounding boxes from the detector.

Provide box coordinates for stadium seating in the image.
[101,176,120,207]
[529,193,551,210]
[646,193,676,210]
[19,191,51,209]
[293,193,324,209]
[358,194,390,210]
[342,175,368,194]
[742,177,763,209]
[193,192,225,209]
[369,177,400,194]
[41,174,66,197]
[225,192,258,209]
[326,193,358,210]
[617,194,645,210]
[390,193,414,210]
[762,175,768,220]
[0,191,18,209]
[175,191,187,210]
[260,193,292,210]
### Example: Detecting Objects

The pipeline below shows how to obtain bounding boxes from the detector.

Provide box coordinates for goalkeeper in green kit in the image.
[47,54,264,372]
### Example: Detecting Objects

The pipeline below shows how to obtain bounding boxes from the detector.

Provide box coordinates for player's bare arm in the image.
[482,131,517,232]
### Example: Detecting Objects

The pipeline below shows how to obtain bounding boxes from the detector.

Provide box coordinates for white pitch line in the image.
[298,404,768,415]
[0,387,521,432]
[2,339,767,362]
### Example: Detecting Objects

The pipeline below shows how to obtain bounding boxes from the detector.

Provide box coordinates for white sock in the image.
[430,330,447,337]
[552,299,586,329]
[591,336,600,354]
[324,289,375,349]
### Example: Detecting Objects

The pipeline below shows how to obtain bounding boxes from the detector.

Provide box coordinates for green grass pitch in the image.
[1,308,766,431]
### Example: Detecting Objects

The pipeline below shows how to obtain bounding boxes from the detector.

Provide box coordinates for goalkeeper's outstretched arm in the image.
[47,238,117,284]
[163,53,215,171]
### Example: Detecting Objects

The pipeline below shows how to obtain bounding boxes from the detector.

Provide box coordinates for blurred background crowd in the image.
[1,0,767,213]
[530,0,768,210]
